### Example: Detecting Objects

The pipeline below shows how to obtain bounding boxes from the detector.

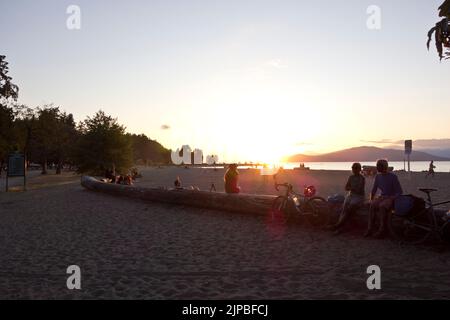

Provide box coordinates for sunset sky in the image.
[1,0,449,163]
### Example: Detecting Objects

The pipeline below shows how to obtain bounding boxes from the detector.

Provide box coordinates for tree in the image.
[0,105,15,174]
[13,105,37,164]
[0,55,19,103]
[128,133,171,165]
[30,106,61,174]
[75,110,133,175]
[53,112,77,174]
[0,55,19,171]
[427,0,450,60]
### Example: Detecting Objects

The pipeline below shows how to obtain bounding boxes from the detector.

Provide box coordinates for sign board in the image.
[405,140,412,155]
[7,153,25,177]
[6,153,26,192]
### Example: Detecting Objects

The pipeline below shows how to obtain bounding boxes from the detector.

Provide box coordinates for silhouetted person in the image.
[174,176,182,189]
[224,164,240,194]
[329,163,365,235]
[105,169,115,183]
[426,160,436,178]
[365,159,403,238]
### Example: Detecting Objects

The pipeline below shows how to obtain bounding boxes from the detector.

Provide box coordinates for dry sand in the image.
[0,167,449,299]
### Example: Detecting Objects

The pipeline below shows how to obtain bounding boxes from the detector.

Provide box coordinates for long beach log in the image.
[81,176,276,216]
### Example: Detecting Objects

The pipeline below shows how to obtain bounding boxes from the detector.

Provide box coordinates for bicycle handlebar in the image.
[274,183,290,191]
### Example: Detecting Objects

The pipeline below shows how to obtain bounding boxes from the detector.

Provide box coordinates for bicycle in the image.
[388,188,450,245]
[271,178,330,227]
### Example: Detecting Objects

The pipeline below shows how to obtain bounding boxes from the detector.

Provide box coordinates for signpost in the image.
[405,140,412,172]
[6,153,26,192]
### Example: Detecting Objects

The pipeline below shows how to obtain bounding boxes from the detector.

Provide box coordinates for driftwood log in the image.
[81,176,276,216]
[81,176,371,229]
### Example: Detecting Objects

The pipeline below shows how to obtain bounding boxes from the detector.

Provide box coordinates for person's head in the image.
[228,163,238,171]
[351,162,362,175]
[376,159,389,174]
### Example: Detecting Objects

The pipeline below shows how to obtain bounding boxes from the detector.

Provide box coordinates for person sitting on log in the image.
[116,174,132,185]
[105,169,116,183]
[364,159,403,239]
[131,167,140,180]
[224,164,241,194]
[125,174,133,185]
[174,176,182,189]
[328,162,366,235]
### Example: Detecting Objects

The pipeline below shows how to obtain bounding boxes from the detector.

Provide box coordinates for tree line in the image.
[0,55,170,175]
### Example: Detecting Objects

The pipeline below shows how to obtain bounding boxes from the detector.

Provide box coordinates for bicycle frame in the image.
[430,200,450,208]
[404,195,450,240]
[276,183,310,205]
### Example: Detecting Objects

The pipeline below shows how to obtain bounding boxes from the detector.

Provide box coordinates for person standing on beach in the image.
[329,163,365,235]
[426,160,436,178]
[224,164,240,194]
[365,159,403,238]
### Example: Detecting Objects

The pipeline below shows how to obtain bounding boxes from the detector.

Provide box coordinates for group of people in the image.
[170,159,413,239]
[329,159,404,238]
[105,169,139,186]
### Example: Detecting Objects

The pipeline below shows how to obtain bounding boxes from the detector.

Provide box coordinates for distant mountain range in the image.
[418,148,450,158]
[287,146,450,162]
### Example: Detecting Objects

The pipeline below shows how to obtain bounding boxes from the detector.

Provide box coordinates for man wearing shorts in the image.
[364,159,403,238]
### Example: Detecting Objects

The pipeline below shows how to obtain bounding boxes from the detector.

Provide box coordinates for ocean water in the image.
[282,161,450,173]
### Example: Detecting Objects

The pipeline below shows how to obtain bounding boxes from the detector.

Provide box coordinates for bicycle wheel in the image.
[304,197,330,227]
[388,208,436,245]
[271,196,292,224]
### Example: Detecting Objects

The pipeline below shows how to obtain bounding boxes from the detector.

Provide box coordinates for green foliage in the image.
[0,56,19,163]
[128,133,171,165]
[0,105,15,161]
[0,55,19,102]
[428,1,450,60]
[75,111,133,175]
[27,106,77,173]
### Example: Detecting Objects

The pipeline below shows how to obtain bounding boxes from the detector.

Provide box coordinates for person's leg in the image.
[373,207,387,238]
[365,198,380,237]
[373,198,393,238]
[333,197,351,230]
[334,195,363,232]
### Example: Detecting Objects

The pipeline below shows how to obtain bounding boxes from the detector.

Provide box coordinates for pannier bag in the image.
[394,195,425,217]
[327,194,345,205]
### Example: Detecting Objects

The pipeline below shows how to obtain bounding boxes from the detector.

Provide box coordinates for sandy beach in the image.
[0,167,450,299]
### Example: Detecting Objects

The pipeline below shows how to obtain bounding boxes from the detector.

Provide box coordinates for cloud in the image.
[360,139,400,145]
[265,59,287,69]
[295,141,313,146]
[161,124,170,130]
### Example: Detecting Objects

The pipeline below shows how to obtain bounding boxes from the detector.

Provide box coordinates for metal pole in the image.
[24,156,27,191]
[407,154,411,172]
